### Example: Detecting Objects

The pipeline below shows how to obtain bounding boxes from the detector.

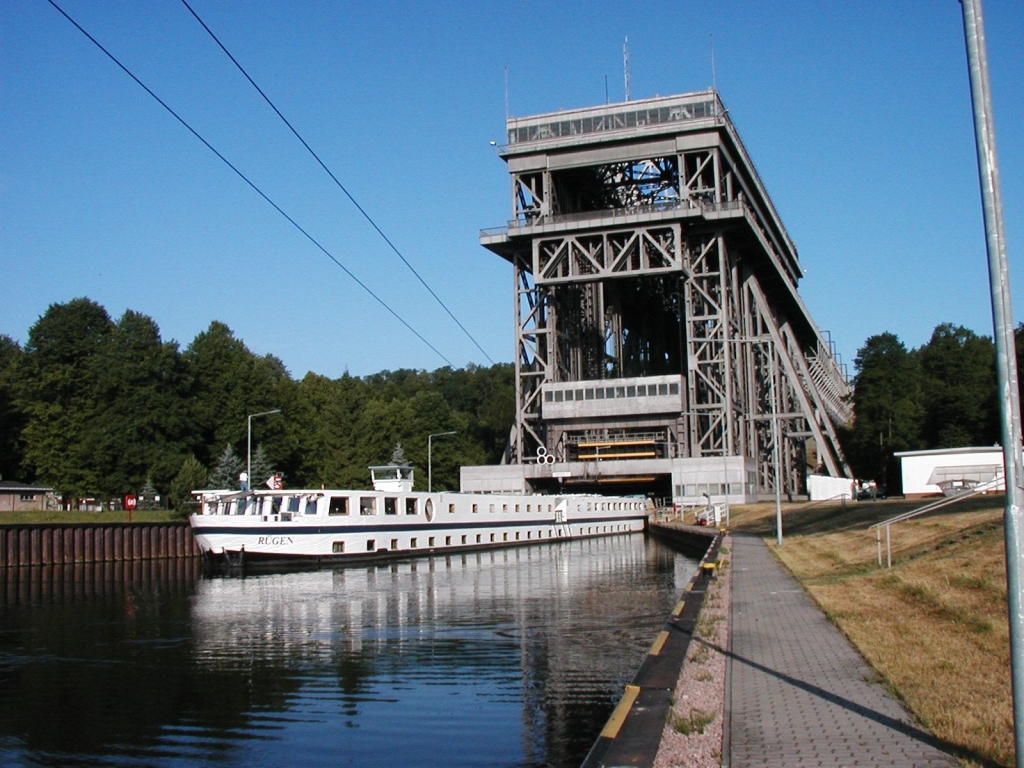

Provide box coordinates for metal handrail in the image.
[868,476,1003,567]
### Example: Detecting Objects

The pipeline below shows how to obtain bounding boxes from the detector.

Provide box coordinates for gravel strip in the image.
[653,536,730,767]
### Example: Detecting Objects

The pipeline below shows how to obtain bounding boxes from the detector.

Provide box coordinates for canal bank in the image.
[0,521,200,566]
[583,521,723,767]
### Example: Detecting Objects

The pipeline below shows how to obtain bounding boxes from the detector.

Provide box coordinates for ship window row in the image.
[346,524,634,554]
[471,502,554,514]
[545,382,679,403]
[209,495,636,517]
[586,501,643,512]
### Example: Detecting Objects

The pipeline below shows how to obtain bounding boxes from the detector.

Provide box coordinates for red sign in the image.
[123,495,138,510]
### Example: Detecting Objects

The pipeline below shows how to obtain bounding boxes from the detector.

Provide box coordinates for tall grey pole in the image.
[960,2,1024,764]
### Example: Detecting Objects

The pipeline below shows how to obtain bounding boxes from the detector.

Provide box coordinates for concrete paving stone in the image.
[726,533,957,768]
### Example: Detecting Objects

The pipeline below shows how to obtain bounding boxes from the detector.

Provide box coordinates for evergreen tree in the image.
[844,332,923,492]
[248,444,278,489]
[208,444,243,489]
[137,476,161,510]
[917,323,998,448]
[0,335,25,481]
[170,455,209,515]
[84,310,193,495]
[184,321,290,468]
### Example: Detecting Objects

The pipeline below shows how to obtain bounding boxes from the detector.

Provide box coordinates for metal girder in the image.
[534,224,685,284]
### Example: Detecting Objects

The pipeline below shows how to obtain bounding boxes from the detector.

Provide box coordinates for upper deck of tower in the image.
[482,89,803,287]
[502,91,722,152]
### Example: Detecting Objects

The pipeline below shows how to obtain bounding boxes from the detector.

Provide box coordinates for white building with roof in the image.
[894,446,1005,498]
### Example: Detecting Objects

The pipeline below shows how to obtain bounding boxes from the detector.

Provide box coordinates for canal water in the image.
[0,534,698,767]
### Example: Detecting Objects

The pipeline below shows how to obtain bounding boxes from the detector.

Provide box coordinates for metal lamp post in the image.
[247,409,281,489]
[428,431,457,492]
[960,2,1024,763]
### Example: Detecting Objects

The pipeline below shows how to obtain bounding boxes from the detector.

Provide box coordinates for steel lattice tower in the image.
[463,90,852,502]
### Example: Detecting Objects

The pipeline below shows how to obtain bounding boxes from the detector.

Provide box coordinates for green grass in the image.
[667,708,716,736]
[0,510,188,524]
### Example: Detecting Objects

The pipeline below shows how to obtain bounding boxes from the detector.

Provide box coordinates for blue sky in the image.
[2,1,1022,380]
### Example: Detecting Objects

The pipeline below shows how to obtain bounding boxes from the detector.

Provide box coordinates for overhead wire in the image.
[179,0,496,366]
[45,0,454,368]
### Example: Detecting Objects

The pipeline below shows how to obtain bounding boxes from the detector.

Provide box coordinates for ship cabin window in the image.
[270,497,283,516]
[328,497,348,516]
[384,497,398,515]
[429,537,435,546]
[448,503,456,514]
[391,539,398,549]
[489,503,495,513]
[287,496,301,514]
[405,498,418,515]
[204,500,218,515]
[472,503,479,513]
[360,497,376,515]
[411,538,418,548]
[333,541,344,553]
[461,535,467,544]
[502,503,508,513]
[367,539,375,551]
[515,504,520,513]
[527,504,532,512]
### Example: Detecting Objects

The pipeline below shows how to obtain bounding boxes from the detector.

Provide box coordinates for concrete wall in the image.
[807,475,855,501]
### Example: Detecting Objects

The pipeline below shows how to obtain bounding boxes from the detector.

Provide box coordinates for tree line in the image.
[1,299,1016,506]
[0,298,514,509]
[839,322,1024,493]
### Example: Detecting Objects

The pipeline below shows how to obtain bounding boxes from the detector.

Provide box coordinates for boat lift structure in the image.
[463,90,853,503]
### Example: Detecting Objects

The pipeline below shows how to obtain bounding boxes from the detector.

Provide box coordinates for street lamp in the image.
[428,431,457,492]
[247,409,281,489]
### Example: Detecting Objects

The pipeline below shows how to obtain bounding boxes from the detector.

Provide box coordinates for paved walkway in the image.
[725,532,957,768]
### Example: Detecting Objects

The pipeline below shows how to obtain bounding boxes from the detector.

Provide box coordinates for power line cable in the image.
[45,0,454,368]
[179,0,496,365]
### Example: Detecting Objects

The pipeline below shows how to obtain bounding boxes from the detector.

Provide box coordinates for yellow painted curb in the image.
[600,684,641,739]
[649,630,669,656]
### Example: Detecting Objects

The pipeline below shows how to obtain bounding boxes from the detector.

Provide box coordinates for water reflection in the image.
[0,535,697,768]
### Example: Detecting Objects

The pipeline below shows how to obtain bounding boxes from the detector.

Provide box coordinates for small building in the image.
[895,447,1005,498]
[0,481,56,512]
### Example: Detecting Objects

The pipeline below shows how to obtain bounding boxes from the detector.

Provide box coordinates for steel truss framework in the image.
[485,91,851,497]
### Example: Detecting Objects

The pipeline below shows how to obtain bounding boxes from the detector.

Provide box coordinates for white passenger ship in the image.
[190,460,651,566]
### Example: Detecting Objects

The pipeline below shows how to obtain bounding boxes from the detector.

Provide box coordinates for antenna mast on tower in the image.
[623,37,631,101]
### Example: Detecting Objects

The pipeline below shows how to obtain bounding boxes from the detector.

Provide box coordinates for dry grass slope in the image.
[730,496,1012,768]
